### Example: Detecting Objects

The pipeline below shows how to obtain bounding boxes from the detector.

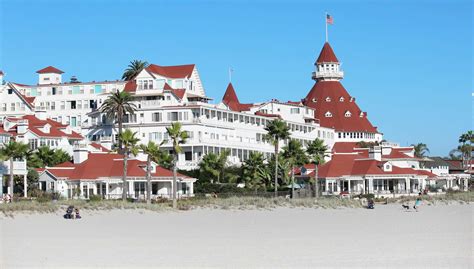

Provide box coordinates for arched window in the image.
[339,97,344,102]
[325,97,331,102]
[344,111,351,117]
[325,111,332,117]
[311,98,316,103]
[359,112,364,117]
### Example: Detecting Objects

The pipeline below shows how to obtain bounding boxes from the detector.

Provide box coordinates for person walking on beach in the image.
[413,197,422,212]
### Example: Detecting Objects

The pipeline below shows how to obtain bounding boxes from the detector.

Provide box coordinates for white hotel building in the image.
[0,43,358,170]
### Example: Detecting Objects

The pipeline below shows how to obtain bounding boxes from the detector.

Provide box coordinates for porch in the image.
[67,179,195,200]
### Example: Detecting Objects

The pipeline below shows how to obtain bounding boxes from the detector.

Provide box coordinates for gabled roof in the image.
[36,66,64,74]
[123,80,137,93]
[316,42,339,64]
[304,81,378,133]
[318,153,436,178]
[221,83,253,112]
[3,115,83,140]
[38,153,192,181]
[146,64,195,78]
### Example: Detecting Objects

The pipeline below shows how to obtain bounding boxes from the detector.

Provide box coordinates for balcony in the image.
[140,100,162,108]
[312,70,344,80]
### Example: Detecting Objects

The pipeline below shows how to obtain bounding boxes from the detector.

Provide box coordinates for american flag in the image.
[326,14,333,25]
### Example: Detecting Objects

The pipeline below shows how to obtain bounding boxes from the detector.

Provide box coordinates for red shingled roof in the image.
[123,80,137,93]
[4,115,83,140]
[316,42,339,64]
[39,153,191,181]
[222,83,253,112]
[318,154,436,178]
[304,81,378,132]
[146,64,195,78]
[36,66,64,74]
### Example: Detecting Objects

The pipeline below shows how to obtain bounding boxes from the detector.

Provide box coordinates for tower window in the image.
[339,97,344,102]
[325,97,331,102]
[344,111,351,117]
[311,98,316,103]
[360,112,364,117]
[325,111,332,117]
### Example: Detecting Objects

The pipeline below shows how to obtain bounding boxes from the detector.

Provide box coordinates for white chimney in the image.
[73,142,89,164]
[369,146,382,161]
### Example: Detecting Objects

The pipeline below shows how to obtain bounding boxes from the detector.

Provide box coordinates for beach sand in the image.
[0,203,472,268]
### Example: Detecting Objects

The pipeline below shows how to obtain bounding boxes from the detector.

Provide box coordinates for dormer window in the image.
[325,111,332,117]
[359,112,364,117]
[339,97,344,102]
[311,98,316,103]
[325,97,331,102]
[350,97,355,102]
[344,111,351,117]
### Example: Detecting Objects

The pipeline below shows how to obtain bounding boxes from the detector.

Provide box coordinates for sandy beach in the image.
[0,203,472,268]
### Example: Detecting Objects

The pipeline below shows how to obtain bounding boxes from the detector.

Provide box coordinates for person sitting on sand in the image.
[64,206,74,219]
[413,198,422,212]
[367,198,374,209]
[75,208,81,219]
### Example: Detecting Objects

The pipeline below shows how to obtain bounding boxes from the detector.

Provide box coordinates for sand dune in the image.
[0,204,472,268]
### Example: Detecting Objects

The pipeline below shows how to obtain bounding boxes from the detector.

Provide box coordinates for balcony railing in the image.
[311,70,344,79]
[140,100,161,108]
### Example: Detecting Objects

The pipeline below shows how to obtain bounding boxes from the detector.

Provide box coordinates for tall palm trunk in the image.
[122,153,128,201]
[172,155,178,209]
[9,158,14,196]
[117,116,123,153]
[274,140,279,197]
[291,165,295,199]
[146,155,152,205]
[314,164,319,198]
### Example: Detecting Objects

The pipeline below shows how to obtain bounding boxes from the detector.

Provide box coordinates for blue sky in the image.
[0,0,472,156]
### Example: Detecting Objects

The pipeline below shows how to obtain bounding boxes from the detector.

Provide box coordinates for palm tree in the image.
[122,60,149,81]
[165,122,188,209]
[157,150,173,170]
[199,152,220,183]
[306,138,329,197]
[242,152,266,192]
[458,131,473,169]
[264,119,291,197]
[33,146,71,167]
[119,129,140,201]
[411,143,430,158]
[217,149,231,183]
[100,90,137,152]
[282,139,308,198]
[0,141,29,198]
[140,141,161,204]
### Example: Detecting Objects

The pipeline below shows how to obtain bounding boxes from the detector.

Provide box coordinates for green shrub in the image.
[89,195,102,202]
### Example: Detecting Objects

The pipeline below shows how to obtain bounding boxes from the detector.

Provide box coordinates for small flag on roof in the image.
[326,14,334,25]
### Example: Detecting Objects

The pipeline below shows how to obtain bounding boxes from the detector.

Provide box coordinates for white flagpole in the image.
[229,67,233,83]
[325,12,328,42]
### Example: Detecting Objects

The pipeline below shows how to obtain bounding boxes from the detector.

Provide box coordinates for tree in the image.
[458,131,473,170]
[32,146,71,168]
[306,138,329,197]
[140,141,161,204]
[157,150,173,170]
[122,60,149,81]
[119,129,140,201]
[411,143,430,158]
[165,122,188,209]
[100,90,137,152]
[242,152,266,192]
[199,152,220,183]
[217,149,231,183]
[282,139,308,198]
[264,119,291,196]
[0,141,29,198]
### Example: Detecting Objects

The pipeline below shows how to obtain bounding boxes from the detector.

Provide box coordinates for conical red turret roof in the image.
[222,83,252,111]
[315,42,339,64]
[304,81,377,133]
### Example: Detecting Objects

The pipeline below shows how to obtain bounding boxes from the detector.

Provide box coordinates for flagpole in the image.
[325,12,328,42]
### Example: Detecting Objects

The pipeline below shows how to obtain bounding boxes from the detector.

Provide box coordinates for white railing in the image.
[312,70,344,79]
[140,100,161,108]
[0,160,27,174]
